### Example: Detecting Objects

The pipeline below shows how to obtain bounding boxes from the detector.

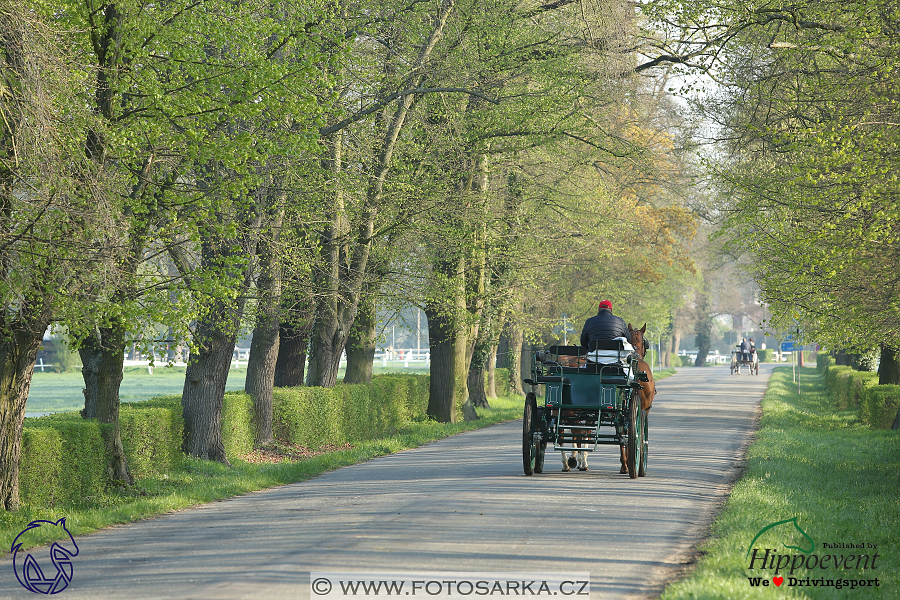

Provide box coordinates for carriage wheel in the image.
[638,410,648,477]
[523,392,539,476]
[534,439,547,473]
[626,396,642,479]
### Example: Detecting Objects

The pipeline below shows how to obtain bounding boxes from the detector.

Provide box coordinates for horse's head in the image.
[12,518,80,593]
[11,518,78,557]
[627,323,648,358]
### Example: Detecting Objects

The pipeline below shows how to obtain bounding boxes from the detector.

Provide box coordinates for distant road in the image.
[2,365,774,599]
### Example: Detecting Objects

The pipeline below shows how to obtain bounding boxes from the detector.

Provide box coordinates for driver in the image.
[580,300,629,350]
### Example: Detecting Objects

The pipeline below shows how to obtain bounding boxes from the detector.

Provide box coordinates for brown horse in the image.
[628,323,656,411]
[618,323,656,474]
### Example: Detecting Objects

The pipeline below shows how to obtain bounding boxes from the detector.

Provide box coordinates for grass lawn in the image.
[26,367,249,414]
[25,365,440,415]
[660,366,900,600]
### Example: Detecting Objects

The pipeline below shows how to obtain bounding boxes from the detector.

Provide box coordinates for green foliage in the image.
[665,0,900,351]
[677,355,694,367]
[859,386,900,430]
[492,368,511,398]
[47,334,80,373]
[853,351,879,373]
[756,349,769,363]
[816,352,833,372]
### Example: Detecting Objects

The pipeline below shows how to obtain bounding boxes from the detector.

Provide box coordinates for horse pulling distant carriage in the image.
[522,324,655,478]
[730,346,759,375]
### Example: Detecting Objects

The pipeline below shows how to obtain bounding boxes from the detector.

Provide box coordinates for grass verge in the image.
[660,366,900,600]
[2,395,521,552]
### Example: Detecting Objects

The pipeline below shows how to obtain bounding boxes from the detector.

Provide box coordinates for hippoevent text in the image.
[748,548,880,576]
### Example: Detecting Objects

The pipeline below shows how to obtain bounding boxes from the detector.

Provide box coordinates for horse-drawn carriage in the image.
[730,345,759,375]
[521,326,654,478]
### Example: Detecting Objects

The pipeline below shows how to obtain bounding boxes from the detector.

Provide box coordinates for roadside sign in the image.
[781,341,800,352]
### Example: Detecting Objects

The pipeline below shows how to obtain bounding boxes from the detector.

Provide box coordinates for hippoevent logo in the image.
[11,518,79,594]
[745,518,880,590]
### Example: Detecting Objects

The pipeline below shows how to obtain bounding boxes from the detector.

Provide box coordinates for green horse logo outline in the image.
[746,517,815,557]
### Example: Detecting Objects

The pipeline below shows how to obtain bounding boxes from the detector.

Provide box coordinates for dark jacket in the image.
[580,308,629,349]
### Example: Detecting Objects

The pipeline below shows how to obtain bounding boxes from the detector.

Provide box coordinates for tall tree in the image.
[0,3,114,508]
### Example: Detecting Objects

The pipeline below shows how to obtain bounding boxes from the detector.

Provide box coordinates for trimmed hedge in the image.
[17,373,461,507]
[821,358,899,429]
[20,416,109,507]
[273,374,430,447]
[859,385,900,429]
[120,400,184,478]
[222,392,255,459]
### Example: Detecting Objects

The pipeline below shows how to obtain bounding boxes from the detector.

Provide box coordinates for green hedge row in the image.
[859,386,900,429]
[819,354,899,429]
[272,375,430,447]
[20,417,109,507]
[19,374,438,507]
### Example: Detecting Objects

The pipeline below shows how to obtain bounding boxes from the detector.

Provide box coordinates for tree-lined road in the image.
[0,366,773,599]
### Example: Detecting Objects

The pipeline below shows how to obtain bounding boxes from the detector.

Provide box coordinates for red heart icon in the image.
[773,577,783,586]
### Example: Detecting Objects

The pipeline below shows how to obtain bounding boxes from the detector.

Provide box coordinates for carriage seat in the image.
[586,337,634,364]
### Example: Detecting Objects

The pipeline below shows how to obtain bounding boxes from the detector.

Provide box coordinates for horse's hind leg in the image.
[619,445,627,474]
[561,450,570,472]
[577,448,589,471]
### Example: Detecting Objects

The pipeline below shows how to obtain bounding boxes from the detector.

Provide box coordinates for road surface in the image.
[0,365,774,599]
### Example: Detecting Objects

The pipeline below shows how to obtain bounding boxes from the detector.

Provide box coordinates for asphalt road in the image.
[0,364,774,600]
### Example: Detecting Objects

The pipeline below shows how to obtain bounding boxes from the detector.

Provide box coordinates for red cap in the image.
[599,300,612,310]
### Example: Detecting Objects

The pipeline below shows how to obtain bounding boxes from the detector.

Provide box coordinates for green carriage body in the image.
[522,341,649,478]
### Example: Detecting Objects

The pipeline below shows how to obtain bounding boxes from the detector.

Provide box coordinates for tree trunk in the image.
[182,228,256,463]
[507,321,524,396]
[306,307,354,388]
[245,197,284,447]
[486,341,498,399]
[77,322,133,485]
[884,346,900,431]
[670,330,681,366]
[344,292,377,384]
[466,348,490,409]
[95,322,132,485]
[878,345,899,385]
[246,322,279,447]
[274,318,309,387]
[79,338,101,419]
[308,1,456,388]
[0,313,52,511]
[182,308,242,463]
[693,296,712,367]
[425,297,469,423]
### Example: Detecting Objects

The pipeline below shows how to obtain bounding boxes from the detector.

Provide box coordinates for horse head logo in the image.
[12,518,79,594]
[746,517,815,557]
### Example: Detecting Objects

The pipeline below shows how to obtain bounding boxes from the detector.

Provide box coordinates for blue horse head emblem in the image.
[12,518,79,594]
